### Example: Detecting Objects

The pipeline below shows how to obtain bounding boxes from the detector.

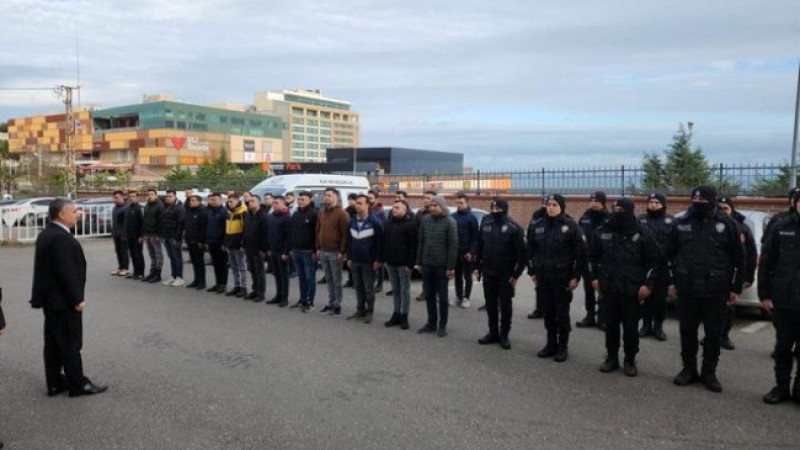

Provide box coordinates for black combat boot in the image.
[384,313,400,327]
[399,314,409,330]
[537,334,557,358]
[554,333,569,362]
[673,361,700,386]
[576,314,595,328]
[623,356,638,377]
[701,361,722,393]
[599,354,620,372]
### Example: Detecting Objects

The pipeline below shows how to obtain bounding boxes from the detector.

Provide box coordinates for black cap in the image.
[490,197,509,213]
[613,198,635,215]
[691,185,717,203]
[591,191,607,206]
[648,192,667,208]
[789,187,800,201]
[717,196,736,211]
[792,188,800,209]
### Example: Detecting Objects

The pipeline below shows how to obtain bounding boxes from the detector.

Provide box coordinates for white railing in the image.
[0,203,113,243]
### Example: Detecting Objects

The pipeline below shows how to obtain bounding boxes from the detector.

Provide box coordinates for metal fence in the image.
[370,163,794,197]
[0,203,112,243]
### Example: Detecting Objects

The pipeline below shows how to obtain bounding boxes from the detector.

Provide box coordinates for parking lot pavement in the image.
[0,239,797,449]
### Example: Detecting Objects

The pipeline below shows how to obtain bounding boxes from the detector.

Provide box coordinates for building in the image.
[254,89,360,163]
[7,110,94,168]
[326,147,463,175]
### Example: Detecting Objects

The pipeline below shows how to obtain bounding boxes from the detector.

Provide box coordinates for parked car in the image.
[1,197,55,227]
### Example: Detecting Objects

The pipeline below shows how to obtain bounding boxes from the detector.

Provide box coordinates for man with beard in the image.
[590,198,662,377]
[577,191,612,330]
[638,193,674,341]
[184,195,208,290]
[666,186,744,393]
[527,194,586,362]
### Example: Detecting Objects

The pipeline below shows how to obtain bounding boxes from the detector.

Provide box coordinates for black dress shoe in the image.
[652,328,667,341]
[537,345,557,358]
[225,287,240,296]
[701,373,722,393]
[69,381,108,397]
[721,337,735,350]
[499,337,511,350]
[245,292,258,300]
[553,348,569,362]
[599,358,620,373]
[527,309,543,319]
[478,334,500,345]
[186,281,198,288]
[266,297,282,304]
[207,285,220,292]
[673,367,701,386]
[194,284,206,290]
[47,385,69,397]
[763,386,791,404]
[623,360,638,377]
[576,316,596,328]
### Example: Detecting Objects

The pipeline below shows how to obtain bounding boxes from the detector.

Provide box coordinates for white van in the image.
[249,174,371,205]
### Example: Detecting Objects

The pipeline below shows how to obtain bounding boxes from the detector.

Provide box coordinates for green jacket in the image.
[417,213,458,269]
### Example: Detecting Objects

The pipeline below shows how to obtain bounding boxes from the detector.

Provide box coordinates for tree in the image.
[640,152,667,192]
[754,164,799,196]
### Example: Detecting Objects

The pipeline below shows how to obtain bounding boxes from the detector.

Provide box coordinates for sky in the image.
[0,0,798,169]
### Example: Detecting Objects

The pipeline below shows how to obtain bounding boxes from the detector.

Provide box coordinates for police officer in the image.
[762,187,800,244]
[527,194,586,362]
[716,196,757,351]
[475,198,526,350]
[759,188,800,404]
[667,186,745,393]
[577,191,611,330]
[590,198,662,377]
[526,195,550,320]
[638,193,673,341]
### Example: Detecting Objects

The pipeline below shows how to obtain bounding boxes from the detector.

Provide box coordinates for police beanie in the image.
[791,188,800,209]
[648,192,667,208]
[692,185,717,203]
[790,187,800,202]
[551,194,567,212]
[613,198,635,216]
[490,197,509,213]
[591,191,607,206]
[717,196,736,211]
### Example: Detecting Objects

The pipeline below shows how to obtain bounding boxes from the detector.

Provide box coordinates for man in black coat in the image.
[638,193,673,341]
[243,195,269,302]
[31,198,107,397]
[161,190,186,287]
[184,195,208,290]
[266,196,292,306]
[475,198,526,350]
[666,186,745,393]
[452,192,478,309]
[110,190,129,276]
[379,199,418,329]
[577,191,611,329]
[288,191,318,310]
[124,191,145,280]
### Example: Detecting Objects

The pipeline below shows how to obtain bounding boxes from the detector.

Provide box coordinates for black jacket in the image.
[31,223,87,311]
[142,200,164,235]
[589,219,663,297]
[184,205,208,244]
[527,213,587,282]
[579,208,611,243]
[732,211,757,285]
[288,203,318,252]
[453,207,479,255]
[161,202,185,240]
[666,206,745,297]
[111,202,128,238]
[267,208,292,256]
[124,202,144,240]
[475,214,526,279]
[205,205,227,245]
[380,213,417,268]
[758,213,800,310]
[243,208,269,252]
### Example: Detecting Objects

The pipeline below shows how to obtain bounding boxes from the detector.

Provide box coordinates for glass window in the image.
[177,121,186,129]
[307,110,318,117]
[292,107,304,115]
[321,111,331,119]
[165,120,174,128]
[307,119,318,126]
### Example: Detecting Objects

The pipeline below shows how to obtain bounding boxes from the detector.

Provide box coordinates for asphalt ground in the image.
[0,239,797,449]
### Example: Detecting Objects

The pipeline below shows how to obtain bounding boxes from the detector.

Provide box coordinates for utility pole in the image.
[56,85,78,198]
[791,60,799,189]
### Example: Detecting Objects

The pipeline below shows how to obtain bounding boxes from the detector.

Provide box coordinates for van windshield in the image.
[251,186,286,199]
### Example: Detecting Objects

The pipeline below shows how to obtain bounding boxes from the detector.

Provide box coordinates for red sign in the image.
[170,137,186,150]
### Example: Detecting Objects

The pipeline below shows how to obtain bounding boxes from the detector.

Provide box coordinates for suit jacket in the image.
[31,223,87,311]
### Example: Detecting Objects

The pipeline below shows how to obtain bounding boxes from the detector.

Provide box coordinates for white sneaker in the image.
[449,298,458,306]
[110,269,121,276]
[162,277,175,286]
[118,269,130,277]
[170,277,185,287]
[461,299,471,309]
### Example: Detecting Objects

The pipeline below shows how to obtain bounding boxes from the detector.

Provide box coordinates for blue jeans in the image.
[228,248,247,288]
[163,237,183,279]
[387,265,411,315]
[422,266,449,328]
[320,251,343,308]
[292,250,317,305]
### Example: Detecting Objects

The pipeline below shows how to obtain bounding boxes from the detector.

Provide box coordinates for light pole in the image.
[791,60,799,189]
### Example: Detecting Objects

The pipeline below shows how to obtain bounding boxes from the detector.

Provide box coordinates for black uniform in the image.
[666,190,745,390]
[475,203,526,347]
[638,207,674,336]
[758,202,800,403]
[243,208,270,299]
[526,205,548,318]
[184,204,208,288]
[124,201,145,278]
[719,209,757,348]
[111,201,129,272]
[577,206,611,327]
[590,200,662,369]
[527,197,587,360]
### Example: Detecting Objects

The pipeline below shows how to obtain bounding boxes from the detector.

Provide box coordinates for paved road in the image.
[0,239,796,449]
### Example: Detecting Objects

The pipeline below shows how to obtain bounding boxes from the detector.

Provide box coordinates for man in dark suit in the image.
[31,198,107,398]
[1,286,4,447]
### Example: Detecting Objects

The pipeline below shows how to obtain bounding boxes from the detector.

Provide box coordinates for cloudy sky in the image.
[1,0,798,169]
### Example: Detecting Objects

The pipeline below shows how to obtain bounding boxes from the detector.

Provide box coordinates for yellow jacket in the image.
[225,203,247,236]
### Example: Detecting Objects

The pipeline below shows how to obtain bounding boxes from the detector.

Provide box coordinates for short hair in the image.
[147,188,157,195]
[112,190,124,197]
[355,194,369,202]
[249,194,261,203]
[264,193,274,198]
[48,198,73,221]
[394,199,410,212]
[324,187,340,197]
[298,190,312,199]
[368,189,379,197]
[273,195,286,203]
[189,195,202,203]
[424,190,438,196]
[395,190,408,198]
[347,193,358,201]
[243,191,252,196]
[284,191,295,197]
[166,190,176,196]
[455,192,469,201]
[228,193,240,200]
[209,192,222,199]
[127,190,139,197]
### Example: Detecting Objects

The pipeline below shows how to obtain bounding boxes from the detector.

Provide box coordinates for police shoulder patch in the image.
[677,224,691,232]
[600,233,613,240]
[632,233,640,242]
[501,224,508,233]
[715,223,726,233]
[665,218,673,224]
[561,225,569,233]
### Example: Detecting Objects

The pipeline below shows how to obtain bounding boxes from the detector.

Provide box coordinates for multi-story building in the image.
[7,110,94,167]
[253,89,360,163]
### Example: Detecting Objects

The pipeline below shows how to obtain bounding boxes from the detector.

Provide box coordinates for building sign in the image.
[170,136,186,150]
[187,137,209,151]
